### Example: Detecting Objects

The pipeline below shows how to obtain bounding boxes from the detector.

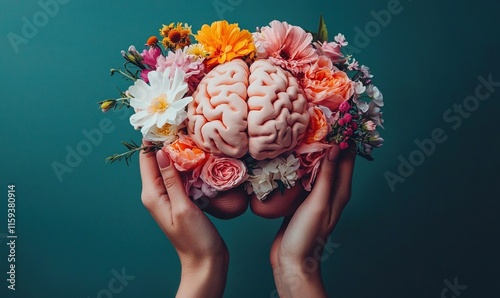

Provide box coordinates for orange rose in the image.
[301,56,354,111]
[163,134,207,171]
[304,105,329,144]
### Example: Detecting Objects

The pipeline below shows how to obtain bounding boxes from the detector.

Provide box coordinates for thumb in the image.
[308,145,340,205]
[156,150,192,209]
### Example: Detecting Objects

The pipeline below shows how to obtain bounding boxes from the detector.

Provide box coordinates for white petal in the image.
[130,97,149,110]
[129,110,150,127]
[170,96,193,110]
[161,67,172,90]
[148,70,163,95]
[156,111,169,127]
[140,113,158,135]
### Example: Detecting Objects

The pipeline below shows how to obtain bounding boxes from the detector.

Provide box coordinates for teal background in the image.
[1,0,499,297]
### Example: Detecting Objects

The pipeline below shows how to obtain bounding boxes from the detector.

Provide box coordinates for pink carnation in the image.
[156,49,205,94]
[253,20,318,74]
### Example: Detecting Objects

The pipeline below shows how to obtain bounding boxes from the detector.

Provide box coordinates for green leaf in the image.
[317,14,329,43]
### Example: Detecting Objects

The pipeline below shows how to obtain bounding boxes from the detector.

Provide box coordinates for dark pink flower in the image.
[339,101,351,113]
[342,113,352,123]
[343,128,353,136]
[339,141,349,150]
[141,46,161,69]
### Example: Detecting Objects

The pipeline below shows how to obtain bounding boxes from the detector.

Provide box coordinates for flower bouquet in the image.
[98,16,384,219]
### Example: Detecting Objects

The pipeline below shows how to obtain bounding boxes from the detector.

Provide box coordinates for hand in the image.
[139,140,228,298]
[270,146,356,298]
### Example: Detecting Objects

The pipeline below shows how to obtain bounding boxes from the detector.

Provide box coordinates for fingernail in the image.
[156,150,171,169]
[328,145,340,161]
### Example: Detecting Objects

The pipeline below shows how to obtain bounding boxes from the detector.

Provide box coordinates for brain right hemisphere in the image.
[247,60,309,160]
[187,59,310,160]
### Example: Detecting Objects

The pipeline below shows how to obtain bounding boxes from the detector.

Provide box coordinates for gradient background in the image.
[1,0,499,297]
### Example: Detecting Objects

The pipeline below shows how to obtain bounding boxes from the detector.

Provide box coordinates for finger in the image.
[330,150,356,218]
[307,145,341,207]
[156,150,194,212]
[139,140,173,229]
[139,139,164,199]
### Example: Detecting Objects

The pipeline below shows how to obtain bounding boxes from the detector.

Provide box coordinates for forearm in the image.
[177,253,229,298]
[273,262,327,298]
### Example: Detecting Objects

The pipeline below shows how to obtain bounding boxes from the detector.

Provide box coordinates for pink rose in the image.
[200,155,248,191]
[301,56,354,111]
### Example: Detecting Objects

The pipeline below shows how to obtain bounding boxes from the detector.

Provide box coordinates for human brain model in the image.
[187,59,309,160]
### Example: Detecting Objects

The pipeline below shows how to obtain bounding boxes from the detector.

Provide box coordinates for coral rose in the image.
[303,105,329,144]
[301,56,354,111]
[163,134,207,171]
[201,155,248,191]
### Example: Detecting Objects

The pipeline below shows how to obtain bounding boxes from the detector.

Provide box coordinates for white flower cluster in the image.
[246,154,301,200]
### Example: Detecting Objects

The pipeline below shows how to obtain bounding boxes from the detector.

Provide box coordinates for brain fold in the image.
[187,59,309,160]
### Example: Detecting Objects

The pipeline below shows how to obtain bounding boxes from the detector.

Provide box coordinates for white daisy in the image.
[128,68,193,136]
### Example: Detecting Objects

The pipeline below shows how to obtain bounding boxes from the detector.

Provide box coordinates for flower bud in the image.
[363,120,376,132]
[342,113,352,123]
[146,36,159,47]
[367,132,384,148]
[339,141,349,150]
[339,101,351,113]
[99,100,116,113]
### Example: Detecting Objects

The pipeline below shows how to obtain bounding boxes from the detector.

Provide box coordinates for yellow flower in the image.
[195,21,255,68]
[185,44,210,58]
[159,22,192,50]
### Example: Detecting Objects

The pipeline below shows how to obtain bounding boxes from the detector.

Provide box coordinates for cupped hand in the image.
[270,146,356,298]
[139,140,228,298]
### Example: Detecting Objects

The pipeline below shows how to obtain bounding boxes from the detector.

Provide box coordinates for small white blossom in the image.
[334,33,348,47]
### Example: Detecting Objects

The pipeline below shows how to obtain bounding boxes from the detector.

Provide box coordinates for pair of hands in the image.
[139,139,355,298]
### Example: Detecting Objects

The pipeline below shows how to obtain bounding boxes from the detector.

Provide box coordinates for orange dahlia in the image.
[160,22,192,51]
[195,20,255,68]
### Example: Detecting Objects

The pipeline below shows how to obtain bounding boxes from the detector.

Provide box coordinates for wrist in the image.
[177,250,229,298]
[272,261,326,298]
